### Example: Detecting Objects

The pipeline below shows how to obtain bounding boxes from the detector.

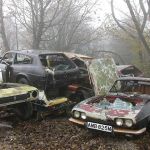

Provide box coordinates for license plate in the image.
[86,122,112,132]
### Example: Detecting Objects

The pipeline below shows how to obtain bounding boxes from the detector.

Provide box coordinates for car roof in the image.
[116,65,133,71]
[7,50,94,60]
[118,77,150,82]
[8,50,67,56]
[64,52,93,60]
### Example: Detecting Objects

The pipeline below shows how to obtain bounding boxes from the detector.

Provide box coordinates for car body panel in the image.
[88,57,118,95]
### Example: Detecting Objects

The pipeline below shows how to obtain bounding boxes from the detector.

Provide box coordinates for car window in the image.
[14,54,32,64]
[1,53,15,65]
[110,80,150,94]
[121,66,142,77]
[39,54,76,71]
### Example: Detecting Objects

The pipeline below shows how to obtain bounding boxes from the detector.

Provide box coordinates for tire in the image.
[18,78,29,85]
[14,102,33,120]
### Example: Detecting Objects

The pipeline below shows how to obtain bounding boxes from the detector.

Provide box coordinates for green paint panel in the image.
[88,56,118,95]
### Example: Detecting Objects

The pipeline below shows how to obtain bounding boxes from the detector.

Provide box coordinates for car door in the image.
[44,53,79,87]
[0,52,16,82]
[13,53,33,82]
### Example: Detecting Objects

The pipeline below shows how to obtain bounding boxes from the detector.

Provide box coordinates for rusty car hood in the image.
[87,56,119,95]
[72,94,144,121]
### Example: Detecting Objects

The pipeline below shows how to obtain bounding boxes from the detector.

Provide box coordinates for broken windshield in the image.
[39,54,76,71]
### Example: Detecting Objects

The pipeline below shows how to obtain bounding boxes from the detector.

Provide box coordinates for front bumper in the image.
[69,118,146,135]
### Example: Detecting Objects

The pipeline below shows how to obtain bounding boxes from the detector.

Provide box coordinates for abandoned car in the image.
[117,65,144,77]
[0,50,82,99]
[67,53,143,78]
[69,77,150,136]
[0,50,92,117]
[0,82,38,120]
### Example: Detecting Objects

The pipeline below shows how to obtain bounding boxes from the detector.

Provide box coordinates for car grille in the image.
[0,93,30,104]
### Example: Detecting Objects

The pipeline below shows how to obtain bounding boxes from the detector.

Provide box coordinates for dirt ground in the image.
[0,115,150,150]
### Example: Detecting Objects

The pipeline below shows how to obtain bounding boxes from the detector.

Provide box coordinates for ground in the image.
[0,114,150,150]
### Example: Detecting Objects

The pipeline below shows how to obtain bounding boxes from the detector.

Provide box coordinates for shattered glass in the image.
[88,56,119,95]
[110,98,133,110]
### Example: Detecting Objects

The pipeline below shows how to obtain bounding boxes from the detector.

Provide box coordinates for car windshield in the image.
[110,80,150,94]
[39,54,76,71]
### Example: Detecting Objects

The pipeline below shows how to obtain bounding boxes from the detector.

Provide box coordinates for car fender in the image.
[136,101,150,125]
[16,73,31,83]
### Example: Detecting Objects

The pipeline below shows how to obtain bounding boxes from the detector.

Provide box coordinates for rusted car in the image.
[0,82,39,120]
[69,77,150,136]
[0,50,92,118]
[117,65,144,77]
[0,50,81,99]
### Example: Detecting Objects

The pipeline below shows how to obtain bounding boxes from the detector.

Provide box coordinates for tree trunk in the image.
[0,0,10,52]
[126,0,150,56]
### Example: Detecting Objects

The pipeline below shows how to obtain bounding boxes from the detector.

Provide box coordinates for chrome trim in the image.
[69,118,85,125]
[113,127,146,135]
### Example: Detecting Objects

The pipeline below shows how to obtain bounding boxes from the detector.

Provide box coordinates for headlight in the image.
[116,118,123,126]
[81,112,86,120]
[125,119,133,127]
[73,111,80,118]
[30,90,38,98]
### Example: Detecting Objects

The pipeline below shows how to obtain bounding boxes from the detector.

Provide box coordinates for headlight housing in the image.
[125,119,133,127]
[116,118,123,126]
[30,90,38,99]
[81,112,86,120]
[73,111,80,118]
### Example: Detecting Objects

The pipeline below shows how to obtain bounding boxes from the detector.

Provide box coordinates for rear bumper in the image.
[69,118,146,135]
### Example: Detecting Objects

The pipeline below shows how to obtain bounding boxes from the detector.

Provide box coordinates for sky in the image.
[89,0,129,27]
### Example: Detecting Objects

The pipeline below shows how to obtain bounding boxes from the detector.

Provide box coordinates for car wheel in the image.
[18,78,29,85]
[14,102,33,120]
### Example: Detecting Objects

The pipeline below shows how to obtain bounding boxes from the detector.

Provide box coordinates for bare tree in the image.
[10,0,68,49]
[0,0,10,52]
[9,0,100,51]
[111,0,150,55]
[41,0,101,51]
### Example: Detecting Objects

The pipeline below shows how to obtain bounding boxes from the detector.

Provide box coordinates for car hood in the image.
[87,57,119,95]
[0,83,38,98]
[72,95,144,121]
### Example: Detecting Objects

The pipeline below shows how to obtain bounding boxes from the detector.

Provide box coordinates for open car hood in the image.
[87,56,118,95]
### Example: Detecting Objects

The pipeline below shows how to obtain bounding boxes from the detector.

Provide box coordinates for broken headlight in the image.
[116,118,123,126]
[125,119,133,127]
[81,112,86,120]
[73,111,80,118]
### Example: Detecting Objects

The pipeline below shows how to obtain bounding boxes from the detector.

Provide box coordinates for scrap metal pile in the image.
[0,50,149,149]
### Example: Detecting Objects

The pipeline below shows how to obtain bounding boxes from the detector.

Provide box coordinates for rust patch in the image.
[107,109,129,117]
